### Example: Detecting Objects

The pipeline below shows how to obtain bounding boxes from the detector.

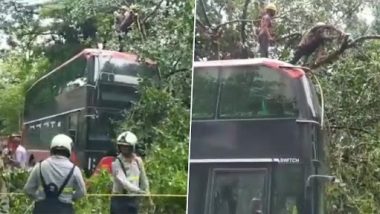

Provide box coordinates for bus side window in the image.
[59,56,87,93]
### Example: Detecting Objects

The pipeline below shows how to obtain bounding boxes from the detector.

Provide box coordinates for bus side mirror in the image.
[306,175,337,187]
[304,175,339,199]
[311,159,321,168]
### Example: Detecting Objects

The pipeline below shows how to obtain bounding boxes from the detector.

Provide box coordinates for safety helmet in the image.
[316,22,326,26]
[116,131,138,146]
[50,134,73,154]
[265,3,277,13]
[120,5,128,11]
[129,4,140,12]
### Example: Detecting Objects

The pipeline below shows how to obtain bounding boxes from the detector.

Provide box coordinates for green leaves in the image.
[318,42,380,213]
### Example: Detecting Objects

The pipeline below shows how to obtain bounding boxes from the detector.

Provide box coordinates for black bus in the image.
[188,58,333,214]
[22,49,157,175]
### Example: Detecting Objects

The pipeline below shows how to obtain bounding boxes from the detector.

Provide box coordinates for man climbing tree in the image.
[258,3,277,58]
[290,22,347,65]
[114,5,139,51]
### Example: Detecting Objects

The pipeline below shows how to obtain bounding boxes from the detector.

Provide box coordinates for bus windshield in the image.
[192,65,299,119]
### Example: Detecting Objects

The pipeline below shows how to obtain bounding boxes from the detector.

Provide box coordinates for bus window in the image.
[272,166,304,214]
[56,56,87,94]
[207,168,268,214]
[97,84,138,109]
[192,67,219,119]
[219,65,298,119]
[25,78,58,121]
[307,78,322,120]
[24,56,87,121]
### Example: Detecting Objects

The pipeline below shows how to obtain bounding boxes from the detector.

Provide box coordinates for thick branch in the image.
[213,15,284,30]
[196,19,207,29]
[198,0,211,27]
[277,32,302,42]
[164,68,189,79]
[240,0,251,58]
[310,35,380,69]
[348,35,380,47]
[214,19,255,29]
[143,0,165,23]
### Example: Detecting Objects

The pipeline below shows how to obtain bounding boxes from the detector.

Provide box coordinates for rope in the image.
[311,73,325,129]
[0,192,187,197]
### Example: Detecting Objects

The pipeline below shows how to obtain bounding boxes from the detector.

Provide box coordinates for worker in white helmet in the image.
[110,131,150,214]
[23,134,86,214]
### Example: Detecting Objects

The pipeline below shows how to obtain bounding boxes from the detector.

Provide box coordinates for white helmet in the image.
[50,134,73,154]
[316,22,325,26]
[117,131,138,146]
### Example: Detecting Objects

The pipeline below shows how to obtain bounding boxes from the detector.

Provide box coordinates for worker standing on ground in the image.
[290,22,347,65]
[23,134,86,214]
[258,3,277,58]
[11,135,27,169]
[110,131,150,214]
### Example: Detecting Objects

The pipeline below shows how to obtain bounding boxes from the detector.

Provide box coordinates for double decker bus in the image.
[22,49,157,175]
[188,58,334,214]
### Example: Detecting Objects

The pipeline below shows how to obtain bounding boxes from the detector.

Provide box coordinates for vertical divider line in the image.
[185,2,198,213]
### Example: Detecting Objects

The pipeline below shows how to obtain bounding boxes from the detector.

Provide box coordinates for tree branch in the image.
[310,35,380,69]
[198,0,211,27]
[196,19,207,30]
[142,0,165,23]
[277,32,302,42]
[329,125,370,134]
[164,68,189,79]
[240,0,251,58]
[213,15,285,30]
[348,35,380,47]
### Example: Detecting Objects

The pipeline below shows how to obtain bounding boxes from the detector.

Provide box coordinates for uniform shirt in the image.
[15,145,27,168]
[23,155,86,204]
[111,154,149,194]
[259,14,273,37]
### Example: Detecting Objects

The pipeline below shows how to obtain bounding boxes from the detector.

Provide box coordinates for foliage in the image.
[119,83,189,213]
[196,0,380,213]
[319,41,380,213]
[0,0,193,213]
[195,0,378,62]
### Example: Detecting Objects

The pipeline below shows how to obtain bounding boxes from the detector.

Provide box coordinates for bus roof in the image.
[28,49,156,92]
[193,58,305,79]
[81,49,156,64]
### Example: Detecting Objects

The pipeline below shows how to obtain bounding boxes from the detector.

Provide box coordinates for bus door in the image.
[85,109,117,174]
[68,112,80,165]
[188,162,272,214]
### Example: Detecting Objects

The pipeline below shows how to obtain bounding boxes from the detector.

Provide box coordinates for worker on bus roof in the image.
[258,3,277,58]
[23,134,86,214]
[290,22,347,65]
[110,131,151,214]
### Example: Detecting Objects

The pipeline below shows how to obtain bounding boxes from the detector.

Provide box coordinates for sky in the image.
[0,0,52,49]
[358,6,375,25]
